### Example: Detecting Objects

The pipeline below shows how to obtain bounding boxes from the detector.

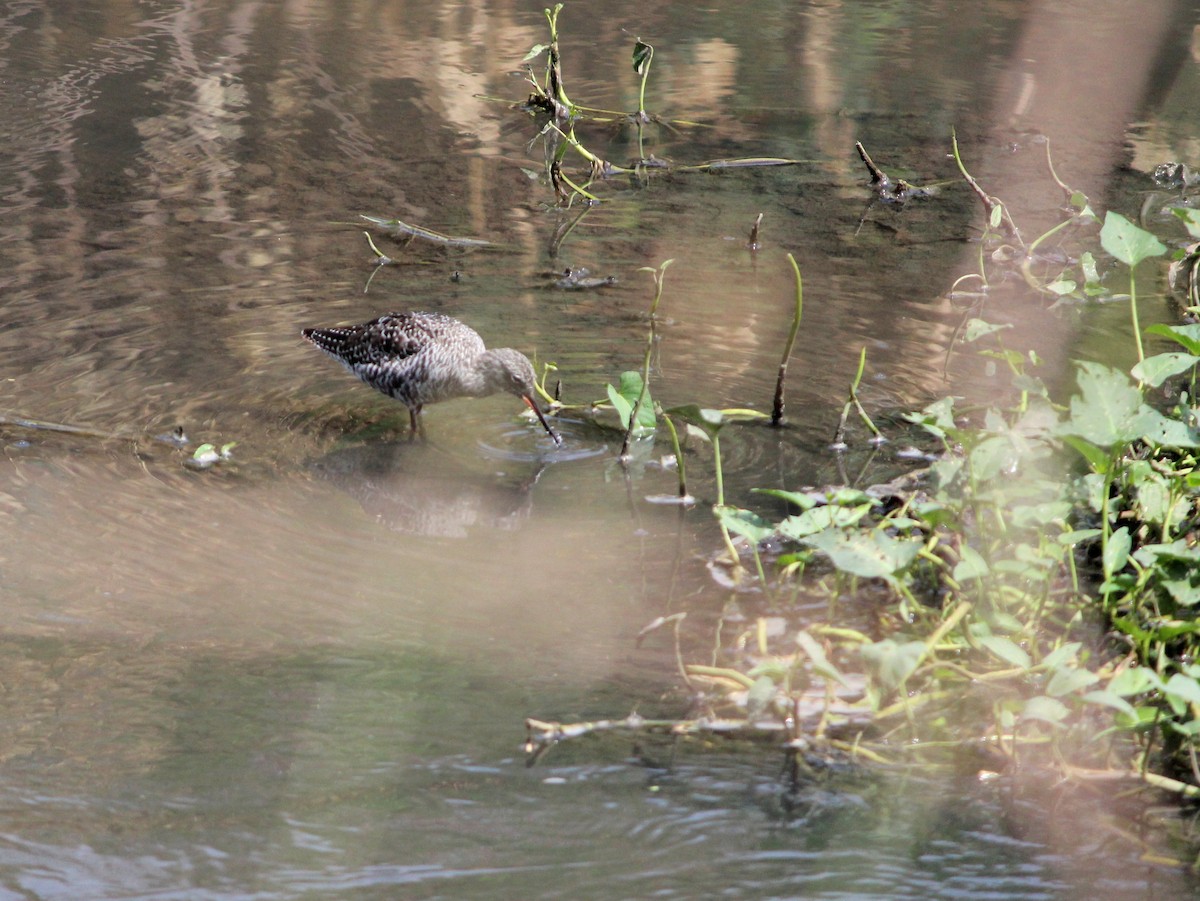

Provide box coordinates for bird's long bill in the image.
[522,395,563,446]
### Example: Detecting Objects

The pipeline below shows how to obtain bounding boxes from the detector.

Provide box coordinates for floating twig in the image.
[360,214,494,247]
[950,130,1023,248]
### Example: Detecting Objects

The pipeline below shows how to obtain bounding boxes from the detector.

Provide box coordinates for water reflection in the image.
[311,441,541,537]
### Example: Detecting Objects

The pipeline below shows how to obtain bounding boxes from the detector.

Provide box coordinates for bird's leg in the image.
[408,405,421,442]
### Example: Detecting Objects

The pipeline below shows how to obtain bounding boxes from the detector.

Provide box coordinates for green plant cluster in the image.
[696,207,1200,800]
[512,5,1200,818]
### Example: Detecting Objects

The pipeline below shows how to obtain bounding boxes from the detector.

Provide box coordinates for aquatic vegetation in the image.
[528,136,1200,821]
[186,442,236,471]
[770,253,803,427]
[508,5,807,208]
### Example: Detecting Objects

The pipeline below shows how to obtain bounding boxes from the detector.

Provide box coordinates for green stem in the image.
[772,253,804,426]
[638,45,652,117]
[1129,264,1145,367]
[622,261,672,457]
[662,412,689,499]
[712,433,725,507]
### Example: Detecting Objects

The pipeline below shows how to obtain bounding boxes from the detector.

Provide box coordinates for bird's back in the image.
[302,312,487,406]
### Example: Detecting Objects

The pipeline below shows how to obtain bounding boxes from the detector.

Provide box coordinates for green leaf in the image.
[665,404,725,440]
[978,635,1031,669]
[1145,323,1200,356]
[632,39,652,74]
[1132,407,1200,448]
[861,639,926,697]
[1045,666,1098,697]
[953,545,989,581]
[1171,206,1200,239]
[802,529,921,580]
[1100,211,1167,268]
[1104,526,1132,578]
[1045,277,1077,296]
[1040,642,1082,669]
[1020,695,1069,725]
[1108,665,1165,697]
[745,674,777,719]
[777,504,872,539]
[795,631,849,686]
[1057,361,1143,447]
[1080,689,1136,718]
[608,371,655,433]
[714,506,775,543]
[606,383,633,428]
[969,435,1018,481]
[962,319,1012,343]
[1131,352,1199,387]
[751,488,820,510]
[522,43,549,62]
[904,396,958,440]
[1057,435,1109,471]
[1165,673,1200,706]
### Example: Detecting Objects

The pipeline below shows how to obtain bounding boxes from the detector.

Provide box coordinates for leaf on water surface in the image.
[751,487,821,510]
[801,528,920,580]
[714,505,775,544]
[1130,352,1200,388]
[1100,211,1167,268]
[776,503,872,540]
[961,318,1012,343]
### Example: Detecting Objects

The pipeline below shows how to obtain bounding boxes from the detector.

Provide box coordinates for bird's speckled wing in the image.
[302,311,487,404]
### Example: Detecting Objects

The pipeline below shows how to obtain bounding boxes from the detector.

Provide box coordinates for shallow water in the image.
[2,0,1200,897]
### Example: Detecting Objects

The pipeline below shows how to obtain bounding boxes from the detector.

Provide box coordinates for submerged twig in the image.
[0,413,132,442]
[360,214,494,247]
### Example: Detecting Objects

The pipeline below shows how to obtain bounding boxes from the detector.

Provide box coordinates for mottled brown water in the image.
[2,1,1199,898]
